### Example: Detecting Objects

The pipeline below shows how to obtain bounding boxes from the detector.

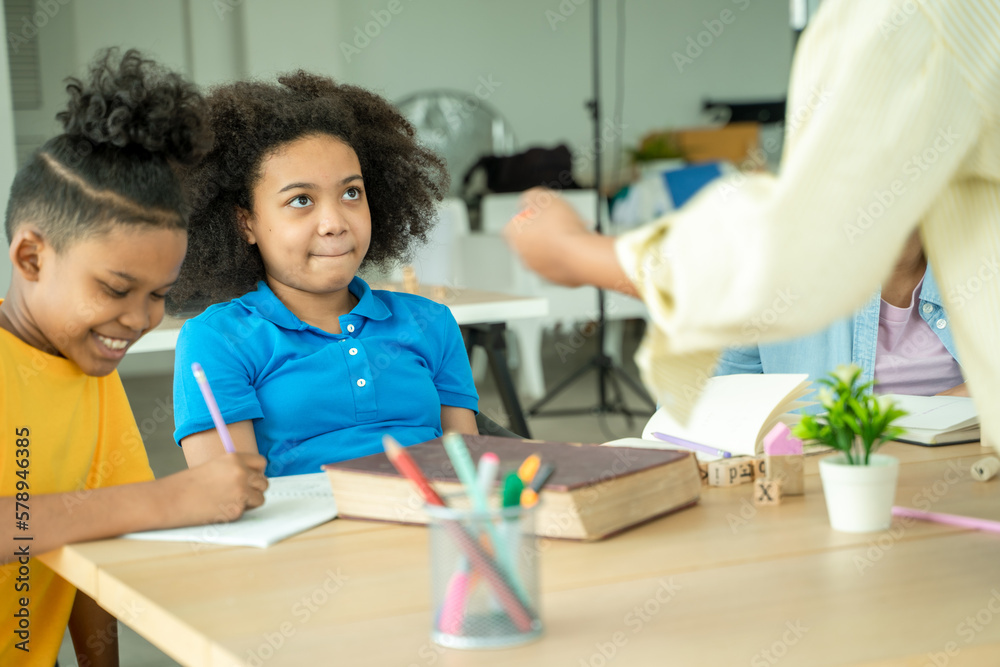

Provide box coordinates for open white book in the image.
[605,374,812,460]
[124,472,338,548]
[888,394,980,445]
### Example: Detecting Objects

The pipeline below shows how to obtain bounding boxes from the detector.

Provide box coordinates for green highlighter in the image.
[502,471,524,508]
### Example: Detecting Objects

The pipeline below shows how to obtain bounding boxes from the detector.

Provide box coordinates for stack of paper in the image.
[124,472,338,548]
[887,395,980,446]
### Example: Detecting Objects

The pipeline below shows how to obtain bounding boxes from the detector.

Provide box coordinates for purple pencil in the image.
[191,362,236,454]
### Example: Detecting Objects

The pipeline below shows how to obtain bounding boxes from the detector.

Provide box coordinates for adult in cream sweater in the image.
[504,0,999,449]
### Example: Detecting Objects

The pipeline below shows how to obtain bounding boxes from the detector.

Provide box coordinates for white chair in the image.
[391,197,471,285]
[460,190,649,399]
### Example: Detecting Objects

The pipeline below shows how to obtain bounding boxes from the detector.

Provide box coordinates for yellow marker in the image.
[517,454,541,485]
[520,488,539,508]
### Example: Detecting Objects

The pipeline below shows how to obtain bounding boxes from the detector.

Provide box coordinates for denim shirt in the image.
[715,267,960,412]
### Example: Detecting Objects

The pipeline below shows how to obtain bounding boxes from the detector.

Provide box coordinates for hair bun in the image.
[57,48,211,165]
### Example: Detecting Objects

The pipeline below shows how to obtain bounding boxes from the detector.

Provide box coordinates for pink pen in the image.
[892,506,1000,534]
[439,452,501,633]
[438,570,470,634]
[191,362,236,454]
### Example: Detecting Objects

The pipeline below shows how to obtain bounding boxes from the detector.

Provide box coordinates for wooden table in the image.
[128,286,549,438]
[42,443,1000,666]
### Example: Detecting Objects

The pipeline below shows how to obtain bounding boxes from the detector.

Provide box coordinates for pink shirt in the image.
[874,278,963,395]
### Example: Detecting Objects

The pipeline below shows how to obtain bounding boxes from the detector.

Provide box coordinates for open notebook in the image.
[605,374,812,460]
[124,472,338,548]
[888,394,980,445]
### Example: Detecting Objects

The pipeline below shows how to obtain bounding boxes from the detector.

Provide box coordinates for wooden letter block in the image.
[750,456,767,479]
[766,454,804,495]
[708,458,754,487]
[735,458,755,485]
[697,459,710,486]
[708,460,740,487]
[754,478,782,506]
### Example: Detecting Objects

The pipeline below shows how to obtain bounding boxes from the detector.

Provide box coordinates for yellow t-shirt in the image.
[0,320,154,666]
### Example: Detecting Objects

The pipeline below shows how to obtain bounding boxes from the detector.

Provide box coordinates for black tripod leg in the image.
[461,324,532,438]
[482,324,532,438]
[527,356,598,415]
[611,363,657,410]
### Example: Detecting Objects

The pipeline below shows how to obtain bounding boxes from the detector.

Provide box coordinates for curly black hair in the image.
[4,48,211,249]
[167,71,449,313]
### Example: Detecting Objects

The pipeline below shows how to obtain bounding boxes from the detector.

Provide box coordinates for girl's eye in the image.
[103,284,128,299]
[289,194,312,208]
[344,187,362,201]
[150,292,168,301]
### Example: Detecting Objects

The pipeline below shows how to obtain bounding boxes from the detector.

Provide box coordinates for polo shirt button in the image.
[922,303,933,314]
[347,324,355,333]
[936,319,947,329]
[357,378,366,387]
[349,347,358,355]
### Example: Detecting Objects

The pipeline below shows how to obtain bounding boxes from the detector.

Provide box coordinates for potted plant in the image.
[793,365,908,533]
[629,130,686,177]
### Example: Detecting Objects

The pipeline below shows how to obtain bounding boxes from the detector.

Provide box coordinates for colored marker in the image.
[476,452,500,496]
[442,450,500,629]
[381,436,535,631]
[443,435,525,595]
[502,471,525,508]
[191,362,236,454]
[517,454,541,485]
[521,462,555,508]
[443,433,495,519]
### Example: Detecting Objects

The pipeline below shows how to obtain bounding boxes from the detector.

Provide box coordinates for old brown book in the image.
[322,435,701,541]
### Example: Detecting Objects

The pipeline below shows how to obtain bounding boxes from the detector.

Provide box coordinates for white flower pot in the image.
[818,454,900,533]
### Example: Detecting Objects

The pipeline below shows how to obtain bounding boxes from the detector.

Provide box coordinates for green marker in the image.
[502,470,524,508]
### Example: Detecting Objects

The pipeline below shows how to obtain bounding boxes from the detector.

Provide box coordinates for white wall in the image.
[0,8,17,297]
[339,0,793,186]
[241,0,346,82]
[10,0,792,186]
[11,0,76,165]
[73,0,188,74]
[188,0,245,88]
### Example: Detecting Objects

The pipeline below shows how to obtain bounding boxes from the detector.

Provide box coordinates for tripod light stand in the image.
[527,0,655,424]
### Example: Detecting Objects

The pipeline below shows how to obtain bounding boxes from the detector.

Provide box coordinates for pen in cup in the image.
[382,436,535,632]
[441,451,501,632]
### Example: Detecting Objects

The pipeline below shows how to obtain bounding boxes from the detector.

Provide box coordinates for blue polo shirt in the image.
[173,278,479,476]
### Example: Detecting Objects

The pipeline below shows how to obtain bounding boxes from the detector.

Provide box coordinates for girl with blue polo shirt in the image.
[167,72,479,476]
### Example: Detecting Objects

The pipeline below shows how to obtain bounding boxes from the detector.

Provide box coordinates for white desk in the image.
[128,286,549,437]
[129,287,548,355]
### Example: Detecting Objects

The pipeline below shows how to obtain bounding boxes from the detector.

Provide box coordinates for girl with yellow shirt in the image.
[0,49,268,666]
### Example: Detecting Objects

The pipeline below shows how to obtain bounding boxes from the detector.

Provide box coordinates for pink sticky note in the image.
[763,423,803,456]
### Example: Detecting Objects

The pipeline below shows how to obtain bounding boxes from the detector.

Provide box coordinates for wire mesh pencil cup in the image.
[425,496,543,649]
